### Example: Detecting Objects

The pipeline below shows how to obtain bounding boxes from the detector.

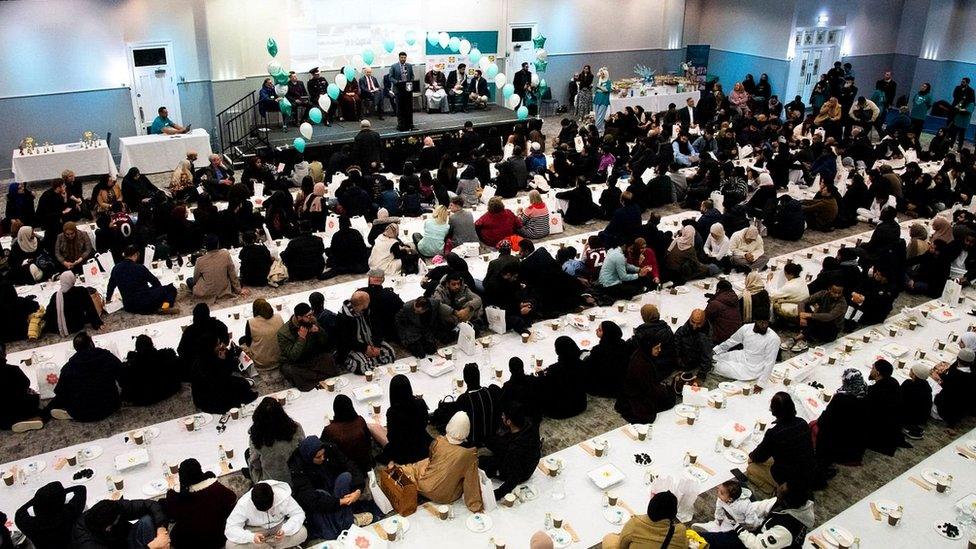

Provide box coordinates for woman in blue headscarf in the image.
[5,182,36,226]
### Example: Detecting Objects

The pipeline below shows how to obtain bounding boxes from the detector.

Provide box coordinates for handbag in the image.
[27,307,46,340]
[378,466,418,517]
[430,394,457,432]
[267,259,289,287]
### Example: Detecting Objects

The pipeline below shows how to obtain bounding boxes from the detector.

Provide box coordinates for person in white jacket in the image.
[704,222,731,265]
[856,190,897,224]
[728,226,769,272]
[768,262,810,321]
[700,484,815,549]
[692,479,765,533]
[712,320,780,381]
[225,480,307,548]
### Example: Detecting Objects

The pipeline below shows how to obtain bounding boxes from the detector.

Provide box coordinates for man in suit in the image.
[468,69,490,110]
[388,52,415,118]
[512,62,532,107]
[285,71,311,125]
[678,97,699,132]
[359,67,386,120]
[200,154,235,200]
[307,67,331,126]
[353,120,382,172]
[447,63,469,113]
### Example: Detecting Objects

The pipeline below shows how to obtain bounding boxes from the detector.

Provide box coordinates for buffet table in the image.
[119,128,212,174]
[608,87,699,118]
[10,141,117,182]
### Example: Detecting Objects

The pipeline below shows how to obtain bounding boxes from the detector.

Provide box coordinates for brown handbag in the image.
[378,466,418,517]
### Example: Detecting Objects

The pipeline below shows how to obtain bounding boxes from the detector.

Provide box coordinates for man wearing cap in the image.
[276,303,336,391]
[866,359,907,455]
[307,68,331,126]
[900,361,932,440]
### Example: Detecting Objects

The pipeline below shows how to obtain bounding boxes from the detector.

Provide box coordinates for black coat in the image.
[52,348,122,422]
[484,421,542,499]
[769,197,806,241]
[378,398,432,464]
[190,354,257,414]
[72,498,167,549]
[119,348,182,406]
[360,284,404,342]
[582,329,634,398]
[287,441,364,514]
[615,348,675,424]
[0,363,40,430]
[901,378,932,429]
[866,377,905,455]
[45,287,102,335]
[326,229,369,273]
[538,357,587,419]
[673,321,713,373]
[749,416,816,489]
[555,185,598,225]
[239,243,273,287]
[281,234,326,280]
[353,129,382,168]
[935,365,974,426]
[815,393,867,467]
[15,482,86,549]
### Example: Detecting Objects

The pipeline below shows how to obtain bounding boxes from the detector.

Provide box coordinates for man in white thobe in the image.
[712,320,780,381]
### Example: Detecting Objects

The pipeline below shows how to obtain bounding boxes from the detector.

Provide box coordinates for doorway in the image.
[127,42,181,135]
[787,27,843,105]
[508,23,538,81]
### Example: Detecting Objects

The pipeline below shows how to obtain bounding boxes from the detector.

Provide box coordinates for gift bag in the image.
[143,244,155,267]
[36,361,59,400]
[480,184,496,204]
[350,216,370,241]
[84,258,104,283]
[457,321,477,356]
[548,211,565,234]
[941,279,962,306]
[486,306,507,335]
[478,469,498,512]
[323,214,342,240]
[378,466,418,517]
[641,167,654,184]
[253,182,265,197]
[368,470,394,514]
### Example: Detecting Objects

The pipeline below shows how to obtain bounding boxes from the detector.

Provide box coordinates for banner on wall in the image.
[425,30,499,76]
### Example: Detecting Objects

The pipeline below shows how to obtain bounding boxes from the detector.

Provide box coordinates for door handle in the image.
[139,107,145,124]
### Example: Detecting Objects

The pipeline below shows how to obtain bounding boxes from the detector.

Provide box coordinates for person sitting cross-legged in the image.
[277,303,337,391]
[478,401,541,500]
[335,290,396,375]
[106,245,179,315]
[781,280,847,353]
[72,498,170,549]
[0,342,45,432]
[47,332,122,423]
[163,458,237,549]
[224,481,307,549]
[15,481,87,549]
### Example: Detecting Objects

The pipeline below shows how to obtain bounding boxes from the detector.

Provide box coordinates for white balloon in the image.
[300,122,313,140]
[275,84,288,96]
[478,56,491,71]
[494,73,507,88]
[535,48,548,60]
[335,73,347,88]
[459,39,471,56]
[531,73,540,86]
[507,93,521,109]
[318,95,332,112]
[350,55,364,71]
[267,60,283,76]
[438,32,450,49]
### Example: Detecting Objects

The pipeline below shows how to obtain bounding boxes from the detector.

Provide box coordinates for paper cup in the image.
[132,430,145,445]
[783,377,792,386]
[535,357,544,368]
[588,313,596,322]
[968,535,976,549]
[887,508,901,526]
[437,505,450,520]
[670,316,679,325]
[827,355,837,365]
[594,445,605,457]
[521,333,530,343]
[822,390,833,403]
[502,493,516,507]
[635,424,648,441]
[113,477,124,490]
[687,416,696,425]
[372,403,382,415]
[757,420,767,431]
[275,303,283,311]
[384,522,398,541]
[616,304,625,312]
[889,328,897,337]
[184,418,196,431]
[936,479,949,493]
[742,385,753,396]
[806,251,813,259]
[937,341,946,350]
[66,454,78,466]
[844,343,853,353]
[224,447,235,459]
[606,490,618,506]
[444,349,453,360]
[325,379,336,391]
[552,514,563,529]
[364,371,374,382]
[909,320,917,330]
[862,334,871,343]
[229,407,240,420]
[550,320,560,331]
[494,538,506,549]
[2,472,14,486]
[455,377,464,389]
[918,350,927,360]
[409,362,418,373]
[494,368,504,380]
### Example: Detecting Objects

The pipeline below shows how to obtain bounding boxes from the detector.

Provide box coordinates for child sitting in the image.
[692,480,764,533]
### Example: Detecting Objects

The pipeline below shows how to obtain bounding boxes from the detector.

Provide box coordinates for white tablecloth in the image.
[10,142,117,182]
[119,129,212,174]
[608,90,699,118]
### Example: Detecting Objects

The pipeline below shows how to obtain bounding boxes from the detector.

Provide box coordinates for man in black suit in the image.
[200,154,235,200]
[447,63,469,113]
[352,119,382,172]
[468,69,490,109]
[678,97,699,131]
[285,71,310,125]
[359,67,386,120]
[512,62,533,107]
[389,52,415,121]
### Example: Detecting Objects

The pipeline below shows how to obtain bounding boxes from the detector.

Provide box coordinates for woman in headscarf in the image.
[91,175,123,215]
[301,182,328,230]
[907,222,930,259]
[367,207,400,245]
[602,491,686,549]
[120,166,161,206]
[740,271,771,324]
[455,166,482,208]
[931,216,954,245]
[321,394,373,474]
[248,398,305,483]
[574,64,594,121]
[177,303,230,378]
[594,67,612,134]
[164,458,237,549]
[118,334,180,406]
[189,331,258,414]
[263,189,299,238]
[616,328,676,423]
[8,226,46,283]
[368,222,407,276]
[169,159,196,202]
[664,224,716,282]
[5,182,36,226]
[814,368,869,483]
[501,357,541,423]
[54,221,94,272]
[583,321,634,398]
[375,374,432,464]
[321,215,370,279]
[44,271,102,337]
[537,336,587,419]
[397,411,484,512]
[704,222,730,269]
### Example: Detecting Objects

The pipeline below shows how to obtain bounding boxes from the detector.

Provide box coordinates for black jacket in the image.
[16,482,86,549]
[630,320,677,379]
[673,321,713,373]
[72,498,167,549]
[190,353,258,414]
[555,185,598,225]
[53,348,122,422]
[582,326,634,398]
[749,416,816,490]
[287,441,365,513]
[900,378,932,428]
[353,129,382,168]
[44,288,102,334]
[815,393,867,467]
[866,376,905,455]
[239,243,273,287]
[325,228,369,273]
[378,398,432,464]
[485,421,542,499]
[119,348,182,406]
[281,234,326,280]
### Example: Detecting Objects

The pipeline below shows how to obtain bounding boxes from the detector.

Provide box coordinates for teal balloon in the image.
[273,72,289,85]
[502,83,514,99]
[468,48,482,64]
[327,83,341,100]
[362,48,375,65]
[293,137,306,153]
[448,36,461,53]
[539,78,548,91]
[343,66,356,81]
[532,34,547,50]
[383,38,395,53]
[309,108,323,124]
[405,31,417,46]
[533,59,548,73]
[486,63,499,79]
[266,38,279,58]
[427,32,438,46]
[516,106,529,120]
[279,98,292,116]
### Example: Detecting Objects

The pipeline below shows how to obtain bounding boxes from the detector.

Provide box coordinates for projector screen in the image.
[286,0,425,72]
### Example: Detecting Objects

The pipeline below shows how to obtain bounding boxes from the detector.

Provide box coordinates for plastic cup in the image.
[437,505,450,520]
[364,371,375,382]
[184,418,195,431]
[409,362,418,373]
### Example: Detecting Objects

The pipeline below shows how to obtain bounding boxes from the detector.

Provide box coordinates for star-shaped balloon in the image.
[266,38,278,58]
[532,34,547,50]
[533,59,548,73]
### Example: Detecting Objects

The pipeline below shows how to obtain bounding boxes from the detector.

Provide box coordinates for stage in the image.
[251,106,537,174]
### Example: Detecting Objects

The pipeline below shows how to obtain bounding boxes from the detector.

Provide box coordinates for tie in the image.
[368,77,376,92]
[401,64,407,80]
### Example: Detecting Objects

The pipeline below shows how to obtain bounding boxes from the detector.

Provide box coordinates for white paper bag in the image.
[366,471,393,514]
[143,245,155,267]
[323,214,341,240]
[253,182,265,197]
[95,251,115,274]
[574,135,584,153]
[104,299,124,314]
[738,144,754,160]
[548,211,565,234]
[84,259,104,283]
[478,469,498,512]
[350,215,370,241]
[486,306,507,334]
[480,184,496,204]
[641,167,654,184]
[682,384,710,407]
[457,322,477,356]
[941,279,962,306]
[36,362,59,399]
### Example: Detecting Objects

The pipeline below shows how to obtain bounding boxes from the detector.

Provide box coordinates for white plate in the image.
[283,388,300,401]
[465,513,492,533]
[383,515,410,534]
[626,303,639,312]
[684,466,709,483]
[549,529,572,548]
[191,413,214,426]
[822,525,855,547]
[587,464,625,489]
[352,384,384,401]
[724,449,748,464]
[874,499,900,515]
[922,468,951,486]
[965,440,976,454]
[80,445,104,461]
[142,478,169,497]
[674,404,698,419]
[602,505,631,525]
[718,382,740,394]
[934,520,963,540]
[325,376,349,390]
[390,364,411,374]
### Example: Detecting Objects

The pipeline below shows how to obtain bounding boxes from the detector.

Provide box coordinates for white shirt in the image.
[704,234,730,259]
[712,324,781,381]
[951,250,968,279]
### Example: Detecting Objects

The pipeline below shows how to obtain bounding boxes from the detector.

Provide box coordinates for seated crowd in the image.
[2,61,975,549]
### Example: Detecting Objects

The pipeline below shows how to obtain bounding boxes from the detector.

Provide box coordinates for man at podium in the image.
[389,51,416,131]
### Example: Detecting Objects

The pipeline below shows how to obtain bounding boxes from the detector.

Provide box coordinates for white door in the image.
[787,28,843,104]
[508,23,537,81]
[797,48,828,101]
[127,43,181,135]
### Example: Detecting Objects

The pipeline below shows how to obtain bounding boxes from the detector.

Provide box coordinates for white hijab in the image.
[16,226,37,253]
[54,271,76,337]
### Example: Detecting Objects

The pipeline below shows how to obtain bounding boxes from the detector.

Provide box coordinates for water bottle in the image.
[544,512,553,531]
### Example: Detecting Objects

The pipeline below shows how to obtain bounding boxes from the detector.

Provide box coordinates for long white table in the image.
[10,142,117,182]
[119,129,212,174]
[608,89,699,118]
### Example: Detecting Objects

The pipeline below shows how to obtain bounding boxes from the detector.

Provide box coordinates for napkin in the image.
[721,421,753,447]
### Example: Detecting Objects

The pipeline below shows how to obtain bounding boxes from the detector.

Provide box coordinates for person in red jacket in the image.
[705,280,744,344]
[475,197,522,248]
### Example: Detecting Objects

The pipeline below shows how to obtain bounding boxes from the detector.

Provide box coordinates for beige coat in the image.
[246,315,285,370]
[602,515,687,549]
[401,436,483,512]
[192,249,241,299]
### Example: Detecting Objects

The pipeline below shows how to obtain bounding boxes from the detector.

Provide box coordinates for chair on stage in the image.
[539,87,560,117]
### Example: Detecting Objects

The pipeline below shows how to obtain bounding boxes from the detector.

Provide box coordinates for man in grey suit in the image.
[389,52,415,121]
[359,67,387,120]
